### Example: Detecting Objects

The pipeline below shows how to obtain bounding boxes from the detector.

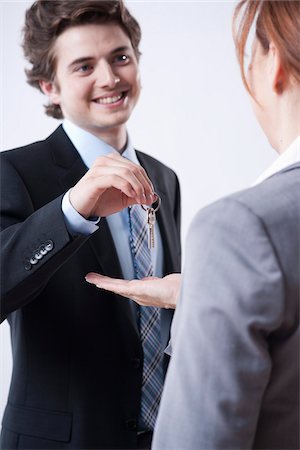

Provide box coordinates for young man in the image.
[0,1,181,449]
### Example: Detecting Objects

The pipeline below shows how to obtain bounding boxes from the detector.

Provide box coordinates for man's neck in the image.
[88,126,127,152]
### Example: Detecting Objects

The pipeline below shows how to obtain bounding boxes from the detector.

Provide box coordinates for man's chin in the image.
[93,115,131,131]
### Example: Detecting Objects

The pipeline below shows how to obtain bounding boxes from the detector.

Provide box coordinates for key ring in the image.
[141,192,161,213]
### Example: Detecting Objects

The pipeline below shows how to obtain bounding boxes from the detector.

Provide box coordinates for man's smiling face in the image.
[41,23,141,139]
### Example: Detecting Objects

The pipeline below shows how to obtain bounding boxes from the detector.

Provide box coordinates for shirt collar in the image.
[62,119,140,169]
[253,136,300,186]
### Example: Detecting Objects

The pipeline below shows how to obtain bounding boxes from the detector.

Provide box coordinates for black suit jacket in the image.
[0,126,181,449]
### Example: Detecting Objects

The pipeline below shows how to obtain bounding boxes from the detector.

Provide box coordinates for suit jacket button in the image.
[125,419,137,430]
[131,358,141,369]
[30,256,38,265]
[24,260,32,271]
[34,250,43,260]
[44,240,54,252]
[39,245,47,256]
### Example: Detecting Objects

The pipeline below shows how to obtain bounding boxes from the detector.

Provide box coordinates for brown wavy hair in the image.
[22,0,142,119]
[233,0,300,96]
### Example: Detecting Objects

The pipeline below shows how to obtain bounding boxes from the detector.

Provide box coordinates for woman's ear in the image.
[39,80,61,104]
[269,42,286,94]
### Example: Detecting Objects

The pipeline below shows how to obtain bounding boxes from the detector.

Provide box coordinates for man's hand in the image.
[85,273,182,309]
[70,152,155,218]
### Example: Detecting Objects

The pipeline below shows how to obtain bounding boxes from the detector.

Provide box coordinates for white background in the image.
[0,0,275,421]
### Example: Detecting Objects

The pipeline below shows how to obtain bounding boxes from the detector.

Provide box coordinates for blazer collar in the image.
[47,125,87,190]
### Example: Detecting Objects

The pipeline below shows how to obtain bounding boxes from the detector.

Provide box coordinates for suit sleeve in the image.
[152,198,285,450]
[0,156,88,322]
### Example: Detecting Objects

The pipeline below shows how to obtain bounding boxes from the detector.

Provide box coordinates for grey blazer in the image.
[152,164,299,450]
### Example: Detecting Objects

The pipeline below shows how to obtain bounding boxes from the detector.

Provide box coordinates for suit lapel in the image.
[48,125,87,189]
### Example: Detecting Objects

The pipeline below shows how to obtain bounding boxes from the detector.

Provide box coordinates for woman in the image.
[87,1,300,448]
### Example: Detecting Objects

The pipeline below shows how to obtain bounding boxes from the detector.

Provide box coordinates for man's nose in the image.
[95,60,119,89]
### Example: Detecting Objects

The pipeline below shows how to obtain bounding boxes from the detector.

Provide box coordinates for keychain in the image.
[141,193,161,249]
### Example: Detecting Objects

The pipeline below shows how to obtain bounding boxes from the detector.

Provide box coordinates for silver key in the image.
[147,207,156,249]
[141,192,161,249]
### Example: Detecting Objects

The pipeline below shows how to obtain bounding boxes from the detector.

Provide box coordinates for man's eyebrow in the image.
[111,46,131,54]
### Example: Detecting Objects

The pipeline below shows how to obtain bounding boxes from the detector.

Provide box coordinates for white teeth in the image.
[95,94,123,105]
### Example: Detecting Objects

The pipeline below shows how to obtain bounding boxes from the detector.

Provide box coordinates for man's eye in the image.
[76,64,93,73]
[114,54,130,64]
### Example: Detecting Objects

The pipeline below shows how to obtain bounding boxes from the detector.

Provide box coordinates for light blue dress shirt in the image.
[61,120,163,280]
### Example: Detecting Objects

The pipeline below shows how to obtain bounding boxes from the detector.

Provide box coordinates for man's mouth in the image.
[93,92,126,105]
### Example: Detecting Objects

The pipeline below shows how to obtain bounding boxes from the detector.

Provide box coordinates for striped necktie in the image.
[128,204,163,430]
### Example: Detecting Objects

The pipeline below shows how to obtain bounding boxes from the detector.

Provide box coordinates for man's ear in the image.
[269,42,286,95]
[39,80,60,104]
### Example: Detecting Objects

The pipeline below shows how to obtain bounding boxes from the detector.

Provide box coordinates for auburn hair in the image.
[22,0,142,119]
[233,0,300,95]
